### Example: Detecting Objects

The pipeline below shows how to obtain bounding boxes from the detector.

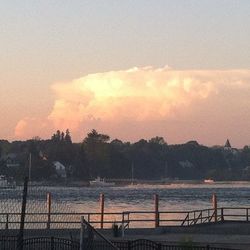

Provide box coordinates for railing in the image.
[1,207,250,229]
[22,237,79,250]
[0,236,238,250]
[0,212,130,229]
[181,209,217,226]
[80,217,119,250]
[113,239,237,250]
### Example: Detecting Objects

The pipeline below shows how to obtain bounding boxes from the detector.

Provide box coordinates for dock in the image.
[0,190,249,249]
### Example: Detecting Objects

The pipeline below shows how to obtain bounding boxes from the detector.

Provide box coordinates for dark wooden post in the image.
[154,194,159,228]
[221,208,224,221]
[80,216,85,250]
[212,193,217,222]
[5,214,8,230]
[17,177,28,250]
[47,192,52,229]
[51,236,54,250]
[128,241,131,250]
[100,193,105,229]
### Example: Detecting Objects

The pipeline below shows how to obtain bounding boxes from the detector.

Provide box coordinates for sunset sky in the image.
[1,0,250,147]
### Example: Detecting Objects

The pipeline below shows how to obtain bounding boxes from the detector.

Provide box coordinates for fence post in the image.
[51,237,54,250]
[128,241,131,250]
[157,243,162,250]
[5,214,8,230]
[17,176,28,250]
[100,193,105,229]
[121,212,125,237]
[80,216,84,250]
[127,212,130,228]
[212,193,217,222]
[154,194,159,228]
[47,192,52,229]
[221,208,224,221]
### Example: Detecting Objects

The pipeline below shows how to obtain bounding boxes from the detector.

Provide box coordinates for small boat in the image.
[0,175,16,189]
[204,179,214,184]
[89,177,115,187]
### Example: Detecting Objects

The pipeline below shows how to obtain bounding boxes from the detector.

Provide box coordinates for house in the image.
[2,153,20,168]
[179,160,194,169]
[53,161,67,178]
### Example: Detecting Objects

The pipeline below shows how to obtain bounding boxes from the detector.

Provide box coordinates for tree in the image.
[65,129,72,144]
[149,136,167,145]
[83,130,111,178]
[84,129,110,144]
[51,130,61,142]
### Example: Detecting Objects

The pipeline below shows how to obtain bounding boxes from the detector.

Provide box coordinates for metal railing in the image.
[1,207,250,229]
[0,236,238,250]
[80,217,119,250]
[113,239,237,250]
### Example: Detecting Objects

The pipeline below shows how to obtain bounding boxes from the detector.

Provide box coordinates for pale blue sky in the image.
[1,0,250,77]
[1,0,250,143]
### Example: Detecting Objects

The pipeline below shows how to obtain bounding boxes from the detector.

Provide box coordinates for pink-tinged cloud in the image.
[14,67,250,147]
[15,117,53,140]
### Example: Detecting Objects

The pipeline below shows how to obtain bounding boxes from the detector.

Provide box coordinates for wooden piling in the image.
[80,216,84,250]
[212,193,217,222]
[17,177,28,250]
[221,208,224,221]
[47,192,52,229]
[154,194,159,228]
[100,193,105,229]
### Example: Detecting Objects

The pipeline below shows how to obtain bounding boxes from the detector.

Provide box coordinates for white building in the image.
[53,161,67,178]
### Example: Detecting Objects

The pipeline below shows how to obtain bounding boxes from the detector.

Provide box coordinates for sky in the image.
[1,0,250,147]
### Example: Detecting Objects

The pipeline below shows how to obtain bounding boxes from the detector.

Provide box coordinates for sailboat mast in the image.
[29,153,32,182]
[164,160,168,179]
[131,162,134,185]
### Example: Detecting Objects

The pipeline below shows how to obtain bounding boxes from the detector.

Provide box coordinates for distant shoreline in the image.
[14,179,250,188]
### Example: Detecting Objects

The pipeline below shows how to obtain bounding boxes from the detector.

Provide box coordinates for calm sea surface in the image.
[26,182,250,212]
[1,182,250,228]
[2,182,250,212]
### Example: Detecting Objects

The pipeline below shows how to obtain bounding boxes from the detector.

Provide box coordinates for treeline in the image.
[1,129,250,181]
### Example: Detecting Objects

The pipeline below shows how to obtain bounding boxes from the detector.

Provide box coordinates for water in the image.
[39,182,250,212]
[1,182,250,228]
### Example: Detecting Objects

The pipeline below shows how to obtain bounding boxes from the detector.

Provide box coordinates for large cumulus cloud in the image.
[14,67,250,146]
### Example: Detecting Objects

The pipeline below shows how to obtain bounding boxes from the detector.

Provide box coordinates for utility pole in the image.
[17,177,28,250]
[28,153,32,182]
[131,162,134,185]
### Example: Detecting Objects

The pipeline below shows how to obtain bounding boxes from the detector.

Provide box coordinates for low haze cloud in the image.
[15,67,250,147]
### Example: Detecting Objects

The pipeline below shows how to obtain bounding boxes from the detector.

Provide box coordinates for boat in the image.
[204,179,215,184]
[89,177,115,187]
[0,175,16,189]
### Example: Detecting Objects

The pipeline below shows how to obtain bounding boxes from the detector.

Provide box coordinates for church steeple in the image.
[225,139,231,148]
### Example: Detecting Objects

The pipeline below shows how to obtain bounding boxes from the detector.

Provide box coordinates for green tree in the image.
[149,136,167,145]
[65,129,72,144]
[83,129,110,178]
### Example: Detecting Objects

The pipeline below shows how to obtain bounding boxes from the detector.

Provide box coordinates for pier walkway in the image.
[102,221,250,250]
[1,221,249,249]
[1,205,250,249]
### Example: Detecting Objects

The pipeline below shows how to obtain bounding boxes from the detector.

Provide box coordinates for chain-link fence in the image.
[0,177,81,242]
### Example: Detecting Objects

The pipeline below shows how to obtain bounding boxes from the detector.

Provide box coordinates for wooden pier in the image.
[1,192,250,230]
[1,206,250,230]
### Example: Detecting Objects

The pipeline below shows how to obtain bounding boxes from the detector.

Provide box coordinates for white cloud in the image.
[14,67,250,146]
